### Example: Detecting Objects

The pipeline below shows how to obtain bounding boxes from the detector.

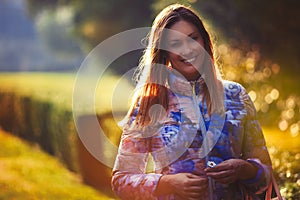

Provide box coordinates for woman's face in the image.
[165,20,205,81]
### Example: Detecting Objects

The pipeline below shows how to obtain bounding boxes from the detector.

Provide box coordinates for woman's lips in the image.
[182,56,197,65]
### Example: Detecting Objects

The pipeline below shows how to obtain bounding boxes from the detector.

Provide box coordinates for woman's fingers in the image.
[206,166,238,184]
[188,178,208,186]
[214,174,237,184]
[206,168,234,178]
[205,159,257,184]
[176,173,208,199]
[187,173,205,179]
[205,160,232,173]
[185,182,208,191]
[204,160,239,184]
[188,191,202,197]
[182,190,206,200]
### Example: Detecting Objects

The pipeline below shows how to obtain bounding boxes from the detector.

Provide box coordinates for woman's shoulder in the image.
[221,80,247,98]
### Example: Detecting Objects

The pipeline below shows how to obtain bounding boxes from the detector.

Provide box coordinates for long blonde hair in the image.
[126,4,223,126]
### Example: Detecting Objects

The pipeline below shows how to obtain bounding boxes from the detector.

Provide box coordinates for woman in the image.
[112,4,272,200]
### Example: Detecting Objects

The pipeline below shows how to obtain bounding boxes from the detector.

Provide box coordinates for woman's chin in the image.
[183,71,201,81]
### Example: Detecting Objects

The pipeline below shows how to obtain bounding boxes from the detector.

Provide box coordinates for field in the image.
[0,72,133,114]
[0,129,116,200]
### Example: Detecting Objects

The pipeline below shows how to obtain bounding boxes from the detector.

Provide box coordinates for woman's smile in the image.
[181,55,198,65]
[166,20,205,81]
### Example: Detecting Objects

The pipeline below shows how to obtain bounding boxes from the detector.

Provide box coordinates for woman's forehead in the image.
[166,20,199,40]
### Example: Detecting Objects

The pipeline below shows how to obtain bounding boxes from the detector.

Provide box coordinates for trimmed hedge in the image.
[0,72,126,197]
[0,91,79,171]
[0,90,125,198]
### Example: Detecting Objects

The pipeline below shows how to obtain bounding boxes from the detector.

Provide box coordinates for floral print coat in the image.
[112,73,272,200]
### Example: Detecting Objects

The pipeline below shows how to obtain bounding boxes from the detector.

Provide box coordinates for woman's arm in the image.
[237,86,272,193]
[112,171,162,199]
[112,126,162,200]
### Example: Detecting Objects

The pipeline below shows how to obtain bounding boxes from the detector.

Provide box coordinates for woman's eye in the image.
[170,42,180,48]
[188,36,199,42]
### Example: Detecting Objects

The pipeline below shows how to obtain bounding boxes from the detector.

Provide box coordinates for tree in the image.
[27,0,152,48]
[152,0,300,78]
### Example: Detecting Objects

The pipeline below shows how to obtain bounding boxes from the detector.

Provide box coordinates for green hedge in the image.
[0,72,130,172]
[0,72,129,197]
[0,90,126,198]
[0,91,79,171]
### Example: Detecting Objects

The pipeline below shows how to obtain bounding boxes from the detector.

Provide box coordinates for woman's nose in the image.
[180,42,193,57]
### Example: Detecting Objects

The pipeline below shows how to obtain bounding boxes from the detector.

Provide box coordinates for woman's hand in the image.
[155,173,208,200]
[205,159,258,184]
[171,173,208,200]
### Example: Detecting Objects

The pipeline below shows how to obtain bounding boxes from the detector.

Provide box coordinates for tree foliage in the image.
[153,0,300,77]
[27,0,152,48]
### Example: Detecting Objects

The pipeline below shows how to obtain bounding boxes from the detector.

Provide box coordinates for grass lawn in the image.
[0,72,133,114]
[0,129,116,200]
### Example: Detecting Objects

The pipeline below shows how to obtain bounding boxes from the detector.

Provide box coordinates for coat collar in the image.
[168,71,205,96]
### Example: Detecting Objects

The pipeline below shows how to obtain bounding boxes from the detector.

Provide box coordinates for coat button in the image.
[204,113,210,121]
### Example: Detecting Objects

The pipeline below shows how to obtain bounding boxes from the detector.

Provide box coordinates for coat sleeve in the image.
[111,116,162,200]
[239,86,272,194]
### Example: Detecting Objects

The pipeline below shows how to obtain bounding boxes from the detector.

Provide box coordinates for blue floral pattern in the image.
[112,75,272,200]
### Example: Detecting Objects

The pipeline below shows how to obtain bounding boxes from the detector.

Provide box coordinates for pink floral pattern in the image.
[112,74,272,200]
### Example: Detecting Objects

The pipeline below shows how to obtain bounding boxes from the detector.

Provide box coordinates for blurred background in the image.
[0,0,299,199]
